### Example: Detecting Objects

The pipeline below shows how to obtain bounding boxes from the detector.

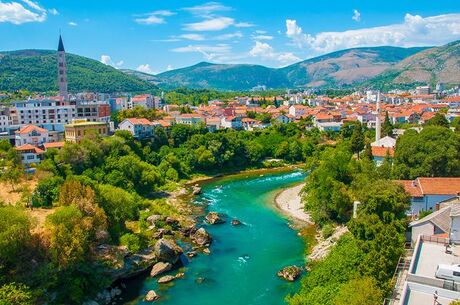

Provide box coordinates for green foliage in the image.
[393,126,460,179]
[119,233,142,253]
[333,277,383,305]
[426,112,450,128]
[0,50,156,93]
[31,176,64,207]
[0,282,35,305]
[0,207,31,266]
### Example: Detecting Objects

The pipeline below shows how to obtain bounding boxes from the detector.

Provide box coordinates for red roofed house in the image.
[42,141,65,151]
[221,116,243,129]
[395,178,460,214]
[15,125,50,147]
[118,118,156,139]
[15,144,44,166]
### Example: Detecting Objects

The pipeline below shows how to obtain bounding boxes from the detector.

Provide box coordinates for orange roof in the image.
[125,118,154,125]
[156,120,171,128]
[442,96,460,103]
[371,146,395,158]
[396,178,460,197]
[15,144,44,154]
[43,142,65,149]
[15,124,48,135]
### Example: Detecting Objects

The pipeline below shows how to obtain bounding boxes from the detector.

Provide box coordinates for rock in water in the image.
[191,227,212,246]
[231,219,242,226]
[144,290,160,302]
[277,266,302,282]
[154,239,183,264]
[150,262,172,277]
[205,212,225,225]
[175,272,185,279]
[192,185,202,195]
[157,275,176,284]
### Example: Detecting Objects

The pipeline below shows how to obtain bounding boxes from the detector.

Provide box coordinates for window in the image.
[454,271,460,277]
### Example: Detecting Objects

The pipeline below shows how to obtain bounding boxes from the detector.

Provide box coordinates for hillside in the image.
[366,41,460,88]
[120,69,161,85]
[156,62,290,91]
[150,46,428,90]
[280,46,427,88]
[0,50,157,93]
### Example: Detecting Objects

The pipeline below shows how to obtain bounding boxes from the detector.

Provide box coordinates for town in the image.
[1,18,460,305]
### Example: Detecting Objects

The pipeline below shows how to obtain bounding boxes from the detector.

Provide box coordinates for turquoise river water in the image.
[121,170,307,305]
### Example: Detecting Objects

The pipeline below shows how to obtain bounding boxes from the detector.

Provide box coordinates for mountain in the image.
[150,46,428,90]
[366,41,460,88]
[280,46,428,88]
[156,62,289,91]
[0,50,157,93]
[120,69,161,85]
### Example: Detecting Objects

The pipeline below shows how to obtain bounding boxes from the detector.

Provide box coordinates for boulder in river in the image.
[191,227,212,246]
[192,185,202,195]
[157,275,176,284]
[277,265,302,282]
[231,219,242,226]
[175,272,185,279]
[150,262,172,277]
[195,277,206,284]
[144,290,160,302]
[205,212,225,225]
[154,239,183,264]
[203,248,211,255]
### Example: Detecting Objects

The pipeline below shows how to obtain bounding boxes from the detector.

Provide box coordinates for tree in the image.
[364,142,374,161]
[31,176,64,207]
[382,111,394,137]
[350,124,365,158]
[426,112,449,128]
[0,206,31,265]
[334,277,383,305]
[0,283,35,305]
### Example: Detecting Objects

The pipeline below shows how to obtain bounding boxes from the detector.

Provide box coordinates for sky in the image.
[0,0,460,74]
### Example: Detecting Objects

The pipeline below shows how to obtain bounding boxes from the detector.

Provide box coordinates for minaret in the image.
[57,34,68,99]
[375,91,382,142]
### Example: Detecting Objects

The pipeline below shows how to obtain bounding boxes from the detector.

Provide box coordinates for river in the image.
[119,170,307,305]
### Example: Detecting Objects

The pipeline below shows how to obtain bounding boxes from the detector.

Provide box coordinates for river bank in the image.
[274,183,313,224]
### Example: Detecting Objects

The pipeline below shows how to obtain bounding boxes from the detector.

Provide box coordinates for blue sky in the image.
[1,0,460,74]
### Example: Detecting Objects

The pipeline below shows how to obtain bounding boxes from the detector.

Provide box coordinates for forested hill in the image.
[0,50,157,93]
[153,46,428,90]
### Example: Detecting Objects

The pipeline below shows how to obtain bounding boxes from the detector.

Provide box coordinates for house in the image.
[371,135,396,148]
[395,178,460,214]
[221,116,243,129]
[316,121,343,132]
[118,118,155,139]
[15,125,50,147]
[175,114,204,125]
[15,144,44,166]
[205,117,221,132]
[64,120,109,143]
[274,114,294,124]
[42,141,65,151]
[409,206,451,244]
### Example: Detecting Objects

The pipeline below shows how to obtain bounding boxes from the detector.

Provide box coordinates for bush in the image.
[119,233,141,253]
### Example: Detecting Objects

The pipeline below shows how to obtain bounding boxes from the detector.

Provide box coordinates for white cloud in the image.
[255,30,267,34]
[214,31,242,40]
[48,8,58,15]
[182,2,232,16]
[249,41,300,65]
[286,14,460,55]
[235,22,254,28]
[184,16,234,31]
[166,65,173,71]
[68,21,77,26]
[136,64,156,74]
[352,9,361,22]
[100,55,124,68]
[0,0,49,24]
[135,10,175,25]
[252,35,273,40]
[179,33,206,41]
[172,44,232,61]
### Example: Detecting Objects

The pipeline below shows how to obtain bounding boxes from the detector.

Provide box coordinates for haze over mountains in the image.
[1,41,460,92]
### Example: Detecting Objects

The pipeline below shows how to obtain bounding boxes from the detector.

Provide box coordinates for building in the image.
[15,125,50,147]
[175,114,204,125]
[15,144,44,166]
[118,118,156,139]
[221,116,243,129]
[57,35,68,99]
[64,120,109,143]
[396,178,460,214]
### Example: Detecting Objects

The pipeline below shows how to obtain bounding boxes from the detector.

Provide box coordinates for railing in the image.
[420,235,449,245]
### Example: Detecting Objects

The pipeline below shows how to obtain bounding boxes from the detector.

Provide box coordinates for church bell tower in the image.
[57,34,68,99]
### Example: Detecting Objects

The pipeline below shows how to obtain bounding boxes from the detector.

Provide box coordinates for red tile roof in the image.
[395,178,460,197]
[15,124,48,135]
[372,146,395,158]
[15,144,44,154]
[125,118,154,125]
[43,142,65,149]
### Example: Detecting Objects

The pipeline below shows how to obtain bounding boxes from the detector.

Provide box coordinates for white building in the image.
[221,116,243,129]
[118,118,156,139]
[15,125,50,147]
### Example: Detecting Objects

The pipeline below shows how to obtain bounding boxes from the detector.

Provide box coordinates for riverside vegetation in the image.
[0,114,459,304]
[0,121,316,304]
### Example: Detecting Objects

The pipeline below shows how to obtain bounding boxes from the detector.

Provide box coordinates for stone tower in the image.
[57,35,68,99]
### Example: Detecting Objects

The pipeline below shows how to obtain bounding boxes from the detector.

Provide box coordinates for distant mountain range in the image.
[0,50,157,93]
[1,41,459,93]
